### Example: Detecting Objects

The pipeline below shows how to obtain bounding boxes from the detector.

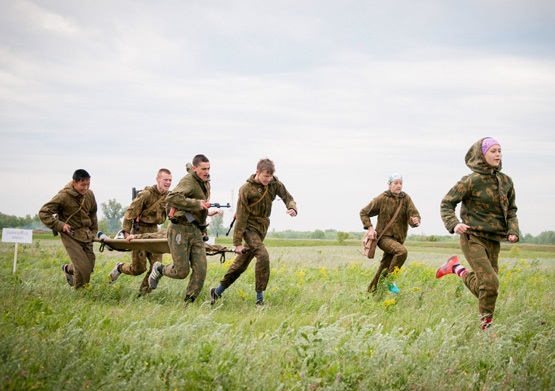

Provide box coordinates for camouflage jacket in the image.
[441,138,519,242]
[39,182,98,243]
[233,174,297,246]
[122,185,167,233]
[165,168,210,234]
[359,191,420,244]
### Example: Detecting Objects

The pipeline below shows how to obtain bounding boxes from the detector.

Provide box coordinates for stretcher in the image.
[93,237,239,263]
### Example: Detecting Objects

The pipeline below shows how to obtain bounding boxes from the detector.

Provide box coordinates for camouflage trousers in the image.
[220,228,270,292]
[165,221,207,299]
[367,236,408,293]
[60,233,95,289]
[120,224,162,294]
[460,233,500,318]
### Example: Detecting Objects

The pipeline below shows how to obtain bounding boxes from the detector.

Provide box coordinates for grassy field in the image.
[1,237,554,390]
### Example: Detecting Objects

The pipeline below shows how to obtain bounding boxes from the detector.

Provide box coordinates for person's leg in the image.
[377,237,406,293]
[149,222,190,289]
[163,223,193,279]
[139,252,161,295]
[382,239,408,274]
[61,234,94,289]
[184,234,207,301]
[121,250,147,275]
[460,234,500,328]
[367,254,390,293]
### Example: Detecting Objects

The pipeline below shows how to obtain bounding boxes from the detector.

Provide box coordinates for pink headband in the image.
[482,137,500,155]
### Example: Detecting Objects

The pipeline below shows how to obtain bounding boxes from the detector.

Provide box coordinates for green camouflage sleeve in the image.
[359,195,381,230]
[276,180,297,213]
[506,179,519,238]
[233,185,251,246]
[122,191,148,232]
[440,175,471,234]
[405,195,421,228]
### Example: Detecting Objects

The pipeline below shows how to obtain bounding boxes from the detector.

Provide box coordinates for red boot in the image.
[436,256,460,278]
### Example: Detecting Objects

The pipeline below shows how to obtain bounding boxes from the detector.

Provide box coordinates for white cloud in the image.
[1,0,554,236]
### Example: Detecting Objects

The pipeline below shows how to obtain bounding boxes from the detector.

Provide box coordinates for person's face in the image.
[73,179,90,195]
[388,179,403,195]
[156,172,172,193]
[484,145,502,167]
[193,161,210,181]
[254,170,273,186]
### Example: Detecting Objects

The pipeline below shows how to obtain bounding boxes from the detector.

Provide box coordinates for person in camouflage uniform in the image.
[108,168,172,295]
[148,155,211,305]
[210,158,297,306]
[437,137,519,330]
[39,169,98,289]
[359,173,421,294]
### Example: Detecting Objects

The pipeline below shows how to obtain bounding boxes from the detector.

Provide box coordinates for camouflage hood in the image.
[465,137,502,175]
[440,138,519,241]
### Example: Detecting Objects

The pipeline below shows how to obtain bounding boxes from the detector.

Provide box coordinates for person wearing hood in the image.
[437,137,519,331]
[359,174,421,294]
[210,158,297,306]
[148,155,211,306]
[108,168,172,295]
[39,169,98,289]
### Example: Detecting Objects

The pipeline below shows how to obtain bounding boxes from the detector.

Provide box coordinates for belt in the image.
[169,218,207,230]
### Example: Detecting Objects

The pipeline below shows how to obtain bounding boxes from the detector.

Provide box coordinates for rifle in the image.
[131,187,140,233]
[168,202,231,219]
[210,203,231,208]
[226,216,236,236]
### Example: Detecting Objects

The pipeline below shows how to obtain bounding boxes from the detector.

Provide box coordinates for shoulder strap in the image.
[247,185,268,212]
[141,193,166,216]
[377,198,404,241]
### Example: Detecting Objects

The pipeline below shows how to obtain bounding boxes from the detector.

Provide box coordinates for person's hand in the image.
[200,200,210,210]
[235,245,245,254]
[366,226,376,240]
[126,234,136,242]
[62,224,73,235]
[508,234,518,243]
[287,209,297,217]
[454,223,470,235]
[410,216,420,227]
[208,209,223,217]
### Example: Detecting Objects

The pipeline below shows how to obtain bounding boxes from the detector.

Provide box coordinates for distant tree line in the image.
[1,210,554,245]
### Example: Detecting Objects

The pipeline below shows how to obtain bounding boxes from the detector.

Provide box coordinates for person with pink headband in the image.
[437,137,519,331]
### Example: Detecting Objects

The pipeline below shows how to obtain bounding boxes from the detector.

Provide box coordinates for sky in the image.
[1,0,554,236]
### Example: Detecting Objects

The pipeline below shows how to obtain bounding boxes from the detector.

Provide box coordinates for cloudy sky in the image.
[1,0,554,236]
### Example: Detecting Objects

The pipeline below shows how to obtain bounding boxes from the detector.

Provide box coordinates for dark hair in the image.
[192,154,209,167]
[257,158,275,175]
[72,169,91,182]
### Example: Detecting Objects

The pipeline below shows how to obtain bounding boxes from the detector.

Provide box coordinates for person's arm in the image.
[440,176,471,234]
[39,194,66,233]
[406,195,421,228]
[506,178,519,242]
[166,182,208,213]
[360,196,381,239]
[232,188,250,247]
[276,180,297,216]
[122,191,148,234]
[89,194,98,238]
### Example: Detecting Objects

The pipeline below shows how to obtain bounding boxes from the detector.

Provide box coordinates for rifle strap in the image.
[376,198,404,242]
[64,196,86,225]
[247,185,268,213]
[138,190,166,220]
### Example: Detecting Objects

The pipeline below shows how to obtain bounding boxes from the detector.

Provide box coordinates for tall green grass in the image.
[1,240,554,390]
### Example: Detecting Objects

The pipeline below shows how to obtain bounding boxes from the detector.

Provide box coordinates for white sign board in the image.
[2,228,33,274]
[2,228,33,244]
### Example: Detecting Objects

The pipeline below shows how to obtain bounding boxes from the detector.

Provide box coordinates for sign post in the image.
[2,228,33,274]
